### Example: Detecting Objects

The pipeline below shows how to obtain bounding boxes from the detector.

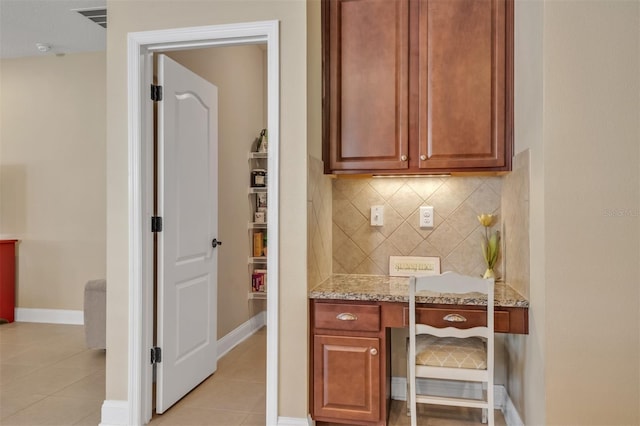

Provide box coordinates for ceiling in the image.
[0,0,106,59]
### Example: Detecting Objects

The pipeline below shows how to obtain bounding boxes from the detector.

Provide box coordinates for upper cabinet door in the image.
[324,0,410,172]
[416,0,513,171]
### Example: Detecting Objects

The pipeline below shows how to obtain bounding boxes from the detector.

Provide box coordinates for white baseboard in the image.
[503,391,525,426]
[392,376,522,425]
[277,416,309,425]
[15,308,84,325]
[99,400,129,426]
[494,384,507,409]
[216,310,267,360]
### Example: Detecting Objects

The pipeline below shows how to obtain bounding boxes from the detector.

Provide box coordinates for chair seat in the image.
[415,335,487,370]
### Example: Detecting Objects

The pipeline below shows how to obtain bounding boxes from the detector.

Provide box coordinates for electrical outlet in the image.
[419,206,434,228]
[371,205,384,226]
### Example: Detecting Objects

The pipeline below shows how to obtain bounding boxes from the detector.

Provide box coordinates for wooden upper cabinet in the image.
[323,0,410,172]
[322,0,513,174]
[416,0,512,171]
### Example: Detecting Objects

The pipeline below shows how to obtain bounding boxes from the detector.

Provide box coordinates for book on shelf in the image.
[251,273,264,292]
[253,231,264,257]
[252,268,267,292]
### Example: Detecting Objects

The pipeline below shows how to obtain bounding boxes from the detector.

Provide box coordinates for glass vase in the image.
[483,268,495,279]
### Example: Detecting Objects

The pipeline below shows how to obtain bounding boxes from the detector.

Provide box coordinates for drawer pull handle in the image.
[443,313,467,323]
[370,348,378,356]
[336,313,358,321]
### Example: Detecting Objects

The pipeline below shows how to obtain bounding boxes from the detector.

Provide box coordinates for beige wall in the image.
[166,45,267,339]
[106,0,308,417]
[0,52,106,311]
[512,2,640,424]
[543,1,639,423]
[511,0,546,423]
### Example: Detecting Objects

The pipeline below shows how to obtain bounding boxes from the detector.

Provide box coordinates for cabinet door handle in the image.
[443,313,467,323]
[336,313,357,321]
[370,348,378,356]
[420,154,427,161]
[400,155,408,161]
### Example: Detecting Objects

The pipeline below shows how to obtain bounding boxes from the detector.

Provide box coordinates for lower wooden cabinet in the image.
[313,335,381,423]
[310,295,529,425]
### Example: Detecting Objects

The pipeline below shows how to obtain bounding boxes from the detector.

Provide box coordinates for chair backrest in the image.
[409,271,494,348]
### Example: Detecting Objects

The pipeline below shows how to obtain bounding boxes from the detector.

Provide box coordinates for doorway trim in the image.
[127,21,280,425]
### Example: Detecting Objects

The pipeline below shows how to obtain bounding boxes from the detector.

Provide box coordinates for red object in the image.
[0,240,18,323]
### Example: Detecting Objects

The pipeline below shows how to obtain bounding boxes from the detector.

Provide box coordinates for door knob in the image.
[400,155,408,162]
[420,154,427,161]
[370,348,378,356]
[211,238,222,248]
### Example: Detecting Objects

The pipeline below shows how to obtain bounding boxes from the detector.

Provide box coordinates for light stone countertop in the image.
[309,274,529,308]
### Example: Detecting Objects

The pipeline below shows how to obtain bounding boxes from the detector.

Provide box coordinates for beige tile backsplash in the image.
[332,176,503,278]
[502,150,530,297]
[307,156,333,288]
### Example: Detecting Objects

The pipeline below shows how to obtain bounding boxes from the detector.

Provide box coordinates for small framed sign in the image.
[389,256,441,277]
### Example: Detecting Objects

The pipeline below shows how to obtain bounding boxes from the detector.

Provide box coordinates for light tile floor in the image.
[0,322,268,426]
[0,322,104,425]
[149,327,267,426]
[0,323,505,426]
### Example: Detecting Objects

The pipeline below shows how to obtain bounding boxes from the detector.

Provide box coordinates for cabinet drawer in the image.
[403,307,510,333]
[314,303,380,332]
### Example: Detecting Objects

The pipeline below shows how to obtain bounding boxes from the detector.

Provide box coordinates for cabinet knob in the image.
[370,348,378,356]
[400,155,408,162]
[420,154,427,161]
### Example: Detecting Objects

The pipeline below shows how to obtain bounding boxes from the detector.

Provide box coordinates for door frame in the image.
[126,21,280,425]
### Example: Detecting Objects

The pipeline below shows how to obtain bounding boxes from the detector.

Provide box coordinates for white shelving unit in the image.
[248,151,268,299]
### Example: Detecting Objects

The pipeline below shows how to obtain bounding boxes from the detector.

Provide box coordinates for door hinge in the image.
[151,84,163,102]
[151,346,162,364]
[151,216,163,233]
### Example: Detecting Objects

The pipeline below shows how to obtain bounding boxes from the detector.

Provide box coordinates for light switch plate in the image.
[419,206,434,228]
[371,205,384,226]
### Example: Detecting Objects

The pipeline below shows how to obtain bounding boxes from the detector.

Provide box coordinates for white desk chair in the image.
[407,272,495,425]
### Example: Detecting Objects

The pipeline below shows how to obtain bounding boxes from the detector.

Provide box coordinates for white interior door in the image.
[156,53,219,414]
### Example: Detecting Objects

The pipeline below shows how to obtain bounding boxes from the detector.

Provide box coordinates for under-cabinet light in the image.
[371,174,450,178]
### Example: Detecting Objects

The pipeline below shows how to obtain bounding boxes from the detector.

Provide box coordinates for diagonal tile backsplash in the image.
[502,150,530,296]
[308,156,333,289]
[333,176,503,278]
